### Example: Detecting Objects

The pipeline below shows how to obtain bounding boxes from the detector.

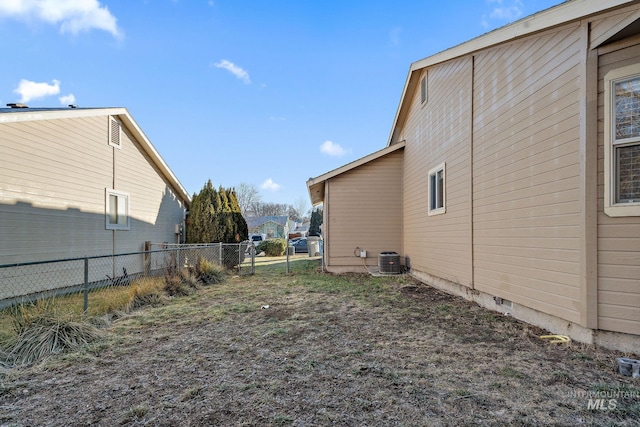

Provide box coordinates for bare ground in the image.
[1,258,639,426]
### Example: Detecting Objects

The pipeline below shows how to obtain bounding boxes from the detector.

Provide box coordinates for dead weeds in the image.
[0,258,638,426]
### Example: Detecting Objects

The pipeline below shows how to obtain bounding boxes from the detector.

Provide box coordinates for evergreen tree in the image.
[186,181,249,244]
[186,180,216,243]
[309,207,323,236]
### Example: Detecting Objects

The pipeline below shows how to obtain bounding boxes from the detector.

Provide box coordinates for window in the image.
[420,72,428,105]
[428,162,446,216]
[604,65,640,217]
[109,116,121,148]
[106,189,130,230]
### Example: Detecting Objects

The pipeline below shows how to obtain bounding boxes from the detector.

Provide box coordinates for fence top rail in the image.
[0,244,246,269]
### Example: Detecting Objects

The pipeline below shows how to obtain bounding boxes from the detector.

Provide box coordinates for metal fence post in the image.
[83,257,89,314]
[286,244,290,274]
[219,242,223,266]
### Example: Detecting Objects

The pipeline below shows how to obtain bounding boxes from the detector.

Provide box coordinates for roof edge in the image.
[0,107,192,207]
[387,0,637,146]
[307,141,405,205]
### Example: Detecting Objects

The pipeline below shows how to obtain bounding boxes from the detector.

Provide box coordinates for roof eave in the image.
[306,141,405,206]
[0,107,192,208]
[386,0,637,147]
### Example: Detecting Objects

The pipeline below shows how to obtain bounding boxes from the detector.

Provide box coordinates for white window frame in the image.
[428,162,446,216]
[108,116,122,149]
[106,189,130,230]
[604,64,640,217]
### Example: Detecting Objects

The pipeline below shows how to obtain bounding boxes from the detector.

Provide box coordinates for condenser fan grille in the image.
[378,252,400,274]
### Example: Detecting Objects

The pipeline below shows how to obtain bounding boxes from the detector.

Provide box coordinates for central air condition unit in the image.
[378,251,401,274]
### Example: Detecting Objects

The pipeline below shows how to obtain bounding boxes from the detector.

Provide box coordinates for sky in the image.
[0,0,565,213]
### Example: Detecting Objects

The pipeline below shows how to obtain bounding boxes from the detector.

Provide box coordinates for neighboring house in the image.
[289,221,310,239]
[307,0,640,352]
[245,215,291,239]
[0,106,191,300]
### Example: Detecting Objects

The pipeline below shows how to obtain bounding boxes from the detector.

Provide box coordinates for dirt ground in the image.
[1,259,639,426]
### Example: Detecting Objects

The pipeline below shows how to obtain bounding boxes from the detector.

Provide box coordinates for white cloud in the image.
[212,59,251,84]
[13,79,60,103]
[0,0,123,39]
[481,0,523,29]
[59,93,76,105]
[261,178,281,191]
[320,140,348,157]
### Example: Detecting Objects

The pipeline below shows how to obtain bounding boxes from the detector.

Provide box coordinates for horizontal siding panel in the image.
[475,251,579,275]
[598,317,639,336]
[471,24,583,324]
[475,244,577,263]
[596,41,640,335]
[598,238,640,252]
[598,250,640,266]
[402,55,472,285]
[476,279,581,324]
[327,151,403,266]
[598,289,640,308]
[475,262,580,290]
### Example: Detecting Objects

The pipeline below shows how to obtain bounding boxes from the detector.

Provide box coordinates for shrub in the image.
[196,258,226,285]
[127,278,165,311]
[164,269,198,297]
[257,238,287,256]
[7,301,103,366]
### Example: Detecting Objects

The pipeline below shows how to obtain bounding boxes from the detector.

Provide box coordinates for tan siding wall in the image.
[400,57,473,286]
[472,24,583,323]
[0,114,185,261]
[114,124,185,252]
[326,150,403,268]
[0,116,114,262]
[596,43,640,335]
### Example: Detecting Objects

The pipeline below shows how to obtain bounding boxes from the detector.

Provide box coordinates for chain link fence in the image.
[0,243,254,313]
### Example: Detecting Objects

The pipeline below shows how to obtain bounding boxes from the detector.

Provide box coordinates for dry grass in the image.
[4,301,103,366]
[0,257,638,426]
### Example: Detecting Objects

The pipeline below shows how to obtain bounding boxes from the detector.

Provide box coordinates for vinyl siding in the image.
[401,57,473,286]
[472,24,583,324]
[596,42,640,335]
[325,150,403,269]
[0,112,186,300]
[0,115,114,262]
[113,122,185,252]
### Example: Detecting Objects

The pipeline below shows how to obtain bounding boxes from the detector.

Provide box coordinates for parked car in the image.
[290,238,308,253]
[249,234,264,247]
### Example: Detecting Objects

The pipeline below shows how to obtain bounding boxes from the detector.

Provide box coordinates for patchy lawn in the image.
[1,258,638,426]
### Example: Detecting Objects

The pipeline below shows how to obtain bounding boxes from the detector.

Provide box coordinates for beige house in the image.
[0,106,190,264]
[308,0,640,352]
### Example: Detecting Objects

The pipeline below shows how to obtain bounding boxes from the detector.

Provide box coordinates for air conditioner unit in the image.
[378,251,401,274]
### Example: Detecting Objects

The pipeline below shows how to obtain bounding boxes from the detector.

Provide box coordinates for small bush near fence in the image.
[257,238,287,256]
[0,245,236,367]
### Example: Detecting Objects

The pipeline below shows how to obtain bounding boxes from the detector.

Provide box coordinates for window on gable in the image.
[106,189,130,230]
[428,162,446,216]
[109,116,121,148]
[420,72,428,105]
[604,65,640,217]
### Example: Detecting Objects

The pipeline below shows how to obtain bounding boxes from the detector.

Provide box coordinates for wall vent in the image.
[109,117,121,147]
[379,252,401,274]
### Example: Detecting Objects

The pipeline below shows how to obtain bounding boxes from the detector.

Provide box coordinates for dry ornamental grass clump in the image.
[195,258,226,285]
[6,303,103,366]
